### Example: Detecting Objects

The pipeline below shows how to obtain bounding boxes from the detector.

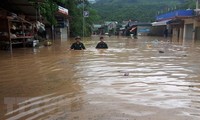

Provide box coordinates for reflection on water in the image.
[1,36,200,120]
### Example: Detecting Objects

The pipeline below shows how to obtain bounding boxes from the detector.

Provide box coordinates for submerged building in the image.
[152,8,200,44]
[0,0,69,51]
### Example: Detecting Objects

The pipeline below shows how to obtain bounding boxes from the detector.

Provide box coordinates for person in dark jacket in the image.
[96,36,108,49]
[163,28,168,38]
[70,36,86,50]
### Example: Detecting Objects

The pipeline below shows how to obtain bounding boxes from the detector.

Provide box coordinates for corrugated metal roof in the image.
[156,9,194,21]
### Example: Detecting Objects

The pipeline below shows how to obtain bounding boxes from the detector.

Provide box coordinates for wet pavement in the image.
[0,36,200,120]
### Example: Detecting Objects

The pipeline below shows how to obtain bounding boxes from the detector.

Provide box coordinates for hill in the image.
[92,0,186,22]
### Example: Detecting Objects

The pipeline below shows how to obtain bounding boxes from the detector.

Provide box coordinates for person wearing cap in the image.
[96,36,108,49]
[70,36,86,50]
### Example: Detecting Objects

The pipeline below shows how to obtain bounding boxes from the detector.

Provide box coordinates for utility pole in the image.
[83,0,85,39]
[196,0,199,9]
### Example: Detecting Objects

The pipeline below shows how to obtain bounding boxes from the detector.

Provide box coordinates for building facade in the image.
[152,9,200,44]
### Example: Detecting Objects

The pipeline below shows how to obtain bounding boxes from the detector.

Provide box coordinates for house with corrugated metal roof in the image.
[153,9,194,43]
[152,6,200,44]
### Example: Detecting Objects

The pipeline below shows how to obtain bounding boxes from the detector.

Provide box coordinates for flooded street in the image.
[1,36,200,120]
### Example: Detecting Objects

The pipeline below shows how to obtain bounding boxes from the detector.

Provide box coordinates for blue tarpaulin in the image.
[156,10,194,21]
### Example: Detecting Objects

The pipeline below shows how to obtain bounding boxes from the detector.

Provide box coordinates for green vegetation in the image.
[64,0,101,37]
[92,0,196,22]
[28,0,197,37]
[29,0,100,37]
[28,0,65,25]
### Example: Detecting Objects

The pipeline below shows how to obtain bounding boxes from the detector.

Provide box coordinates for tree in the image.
[29,0,65,25]
[29,0,100,37]
[64,0,100,37]
[178,0,196,9]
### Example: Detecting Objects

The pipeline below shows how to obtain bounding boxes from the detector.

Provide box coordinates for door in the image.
[185,24,193,41]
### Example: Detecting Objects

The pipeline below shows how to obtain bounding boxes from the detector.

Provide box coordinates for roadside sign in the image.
[83,11,89,17]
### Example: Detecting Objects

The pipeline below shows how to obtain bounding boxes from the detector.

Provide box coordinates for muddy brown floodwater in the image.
[0,36,200,120]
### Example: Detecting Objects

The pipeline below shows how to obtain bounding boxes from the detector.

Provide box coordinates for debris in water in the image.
[124,72,129,76]
[182,54,187,57]
[159,50,164,53]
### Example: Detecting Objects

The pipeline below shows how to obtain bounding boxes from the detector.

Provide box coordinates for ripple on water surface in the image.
[1,36,200,119]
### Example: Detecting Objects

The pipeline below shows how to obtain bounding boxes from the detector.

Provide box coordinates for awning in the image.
[151,19,171,26]
[167,19,184,25]
[58,6,68,16]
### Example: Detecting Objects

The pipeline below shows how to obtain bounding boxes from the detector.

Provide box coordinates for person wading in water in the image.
[96,36,108,49]
[70,36,86,50]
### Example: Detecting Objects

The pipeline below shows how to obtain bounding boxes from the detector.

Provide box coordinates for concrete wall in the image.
[183,19,200,42]
[60,27,68,40]
[171,26,184,43]
[195,27,200,40]
[194,19,200,41]
[149,26,165,36]
[183,19,193,44]
[172,27,179,42]
[46,27,68,40]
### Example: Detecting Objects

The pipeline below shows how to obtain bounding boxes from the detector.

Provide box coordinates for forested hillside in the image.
[92,0,195,22]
